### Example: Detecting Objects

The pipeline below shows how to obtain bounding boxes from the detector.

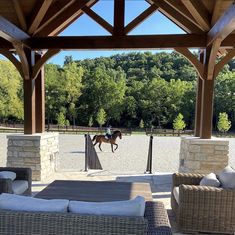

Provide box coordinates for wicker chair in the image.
[171,172,235,234]
[0,167,32,195]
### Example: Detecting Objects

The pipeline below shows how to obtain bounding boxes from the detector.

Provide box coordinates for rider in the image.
[105,125,112,139]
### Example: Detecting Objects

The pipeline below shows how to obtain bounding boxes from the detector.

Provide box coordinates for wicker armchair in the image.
[0,167,32,195]
[171,172,235,234]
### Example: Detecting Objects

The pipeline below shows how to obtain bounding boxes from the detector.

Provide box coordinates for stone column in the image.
[7,132,59,181]
[179,137,229,174]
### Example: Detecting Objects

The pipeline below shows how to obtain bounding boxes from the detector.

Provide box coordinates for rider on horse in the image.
[105,125,112,139]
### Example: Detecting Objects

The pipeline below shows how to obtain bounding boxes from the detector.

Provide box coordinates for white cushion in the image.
[0,193,69,212]
[200,173,220,187]
[12,180,28,195]
[173,187,179,204]
[0,171,16,180]
[69,196,145,217]
[218,166,235,189]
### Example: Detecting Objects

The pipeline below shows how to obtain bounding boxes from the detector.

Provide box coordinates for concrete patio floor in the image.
[32,171,184,235]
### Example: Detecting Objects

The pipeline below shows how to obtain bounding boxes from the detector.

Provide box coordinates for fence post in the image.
[145,135,153,174]
[84,134,88,172]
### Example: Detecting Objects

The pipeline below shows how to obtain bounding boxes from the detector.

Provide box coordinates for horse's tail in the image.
[92,135,97,142]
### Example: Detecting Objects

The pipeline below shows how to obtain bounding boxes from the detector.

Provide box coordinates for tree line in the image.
[0,51,235,130]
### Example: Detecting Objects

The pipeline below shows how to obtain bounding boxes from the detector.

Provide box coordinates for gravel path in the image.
[1,133,235,174]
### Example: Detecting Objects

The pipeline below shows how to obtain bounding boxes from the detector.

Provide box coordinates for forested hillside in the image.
[0,51,235,129]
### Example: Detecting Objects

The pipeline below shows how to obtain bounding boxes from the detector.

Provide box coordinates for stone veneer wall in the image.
[179,137,229,174]
[7,133,59,181]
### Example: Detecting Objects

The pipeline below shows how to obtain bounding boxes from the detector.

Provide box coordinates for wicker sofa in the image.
[171,172,235,234]
[0,167,32,195]
[0,201,172,235]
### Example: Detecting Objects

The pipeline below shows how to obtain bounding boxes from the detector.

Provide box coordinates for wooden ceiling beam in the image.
[114,0,125,36]
[33,0,75,35]
[82,6,113,35]
[211,0,222,26]
[181,0,211,31]
[125,4,158,34]
[150,0,204,33]
[36,0,96,36]
[0,15,30,48]
[27,34,206,50]
[165,0,201,29]
[12,0,27,31]
[28,0,54,34]
[208,2,235,46]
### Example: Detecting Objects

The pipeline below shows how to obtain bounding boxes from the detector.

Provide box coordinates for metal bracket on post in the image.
[145,134,153,174]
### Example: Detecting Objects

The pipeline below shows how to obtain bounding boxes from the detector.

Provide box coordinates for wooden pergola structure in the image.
[0,0,235,139]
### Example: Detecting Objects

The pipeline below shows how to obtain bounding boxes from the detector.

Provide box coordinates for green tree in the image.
[88,116,93,127]
[173,113,186,131]
[217,112,231,133]
[139,119,144,128]
[96,108,106,127]
[56,112,66,126]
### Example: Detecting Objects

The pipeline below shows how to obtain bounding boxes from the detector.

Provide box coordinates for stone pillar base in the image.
[179,137,229,174]
[7,133,59,181]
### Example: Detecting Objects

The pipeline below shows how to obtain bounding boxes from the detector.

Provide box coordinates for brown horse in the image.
[92,130,122,153]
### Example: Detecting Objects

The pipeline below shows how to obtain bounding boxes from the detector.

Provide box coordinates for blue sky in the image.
[49,0,185,65]
[1,0,185,65]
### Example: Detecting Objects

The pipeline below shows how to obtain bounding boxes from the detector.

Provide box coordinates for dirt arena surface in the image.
[1,133,235,174]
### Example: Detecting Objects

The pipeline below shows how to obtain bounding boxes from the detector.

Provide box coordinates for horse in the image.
[92,130,122,153]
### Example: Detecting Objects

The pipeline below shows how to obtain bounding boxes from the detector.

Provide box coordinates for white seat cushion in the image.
[0,171,16,180]
[69,196,145,217]
[173,187,179,204]
[200,173,220,187]
[218,166,235,189]
[12,180,28,195]
[0,193,69,212]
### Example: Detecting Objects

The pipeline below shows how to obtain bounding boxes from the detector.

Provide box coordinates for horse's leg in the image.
[111,144,114,153]
[114,143,118,150]
[98,142,102,151]
[93,141,97,146]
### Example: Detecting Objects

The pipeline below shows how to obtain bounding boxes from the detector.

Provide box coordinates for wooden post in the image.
[194,52,204,137]
[200,78,215,139]
[23,49,36,134]
[35,53,45,133]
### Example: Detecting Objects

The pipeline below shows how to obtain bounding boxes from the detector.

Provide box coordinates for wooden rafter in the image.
[28,0,53,34]
[28,34,206,50]
[33,0,75,36]
[0,38,14,49]
[165,0,202,29]
[0,49,23,77]
[35,0,96,36]
[82,6,113,35]
[181,0,211,31]
[125,4,158,34]
[114,0,125,36]
[13,42,30,80]
[208,2,235,46]
[150,0,204,33]
[174,47,204,79]
[0,15,29,44]
[32,49,60,79]
[12,0,27,31]
[214,48,235,78]
[211,0,222,26]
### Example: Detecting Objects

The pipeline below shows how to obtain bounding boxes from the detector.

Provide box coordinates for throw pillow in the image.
[69,196,145,217]
[0,193,69,212]
[200,173,220,187]
[218,166,235,189]
[0,171,16,180]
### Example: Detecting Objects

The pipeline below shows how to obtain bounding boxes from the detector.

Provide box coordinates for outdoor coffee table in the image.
[35,180,153,202]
